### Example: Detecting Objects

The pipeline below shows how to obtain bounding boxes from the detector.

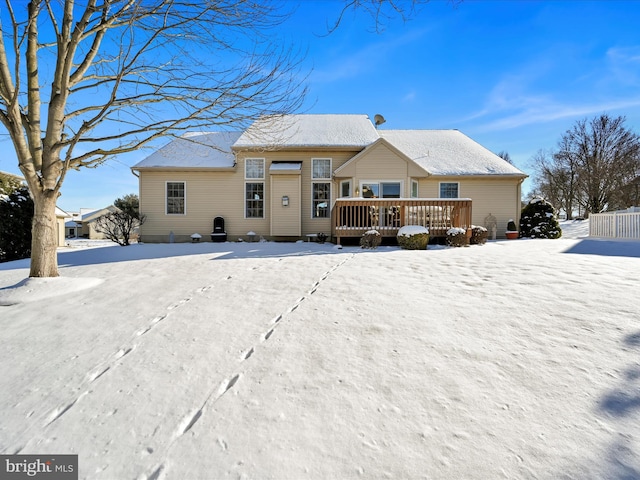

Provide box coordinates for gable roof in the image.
[131,116,528,178]
[334,137,430,178]
[82,205,119,222]
[133,131,241,170]
[233,114,379,149]
[380,130,527,177]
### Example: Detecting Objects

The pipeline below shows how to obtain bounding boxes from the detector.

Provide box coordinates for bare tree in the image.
[558,114,640,215]
[496,150,513,165]
[0,1,306,277]
[532,114,640,217]
[532,147,580,219]
[94,194,145,246]
[329,0,462,33]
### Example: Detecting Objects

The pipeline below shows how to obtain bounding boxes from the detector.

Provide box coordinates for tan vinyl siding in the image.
[270,175,301,236]
[139,170,243,242]
[418,176,523,235]
[138,150,359,241]
[337,142,420,180]
[239,151,356,238]
[137,146,524,242]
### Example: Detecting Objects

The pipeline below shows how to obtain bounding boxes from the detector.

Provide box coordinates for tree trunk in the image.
[29,192,60,278]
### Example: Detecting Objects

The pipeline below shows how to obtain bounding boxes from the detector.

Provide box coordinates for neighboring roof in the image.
[133,131,241,169]
[0,170,25,181]
[380,130,527,177]
[234,114,379,149]
[82,206,118,222]
[55,207,70,218]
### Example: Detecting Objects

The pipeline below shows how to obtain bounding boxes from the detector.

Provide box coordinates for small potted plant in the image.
[505,219,519,239]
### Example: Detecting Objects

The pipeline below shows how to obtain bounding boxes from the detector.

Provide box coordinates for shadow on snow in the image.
[593,330,640,479]
[0,241,349,272]
[562,239,640,258]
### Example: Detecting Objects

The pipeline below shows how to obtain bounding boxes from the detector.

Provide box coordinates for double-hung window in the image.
[166,181,185,215]
[312,158,331,218]
[439,182,459,199]
[245,158,265,218]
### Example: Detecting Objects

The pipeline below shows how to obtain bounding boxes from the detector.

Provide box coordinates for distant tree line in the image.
[531,114,640,218]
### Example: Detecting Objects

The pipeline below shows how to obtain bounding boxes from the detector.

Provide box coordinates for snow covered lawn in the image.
[2,221,640,479]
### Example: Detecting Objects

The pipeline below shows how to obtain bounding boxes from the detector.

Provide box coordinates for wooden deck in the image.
[332,198,472,244]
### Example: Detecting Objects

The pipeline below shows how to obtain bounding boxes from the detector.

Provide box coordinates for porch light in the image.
[282,195,289,207]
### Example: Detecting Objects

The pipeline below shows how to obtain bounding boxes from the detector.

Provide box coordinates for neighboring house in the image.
[80,206,119,239]
[132,114,528,243]
[55,207,70,246]
[65,213,82,239]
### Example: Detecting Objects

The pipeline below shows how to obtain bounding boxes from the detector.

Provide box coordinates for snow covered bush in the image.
[470,225,488,245]
[0,186,33,263]
[360,229,381,249]
[446,227,468,247]
[519,197,562,239]
[397,225,429,250]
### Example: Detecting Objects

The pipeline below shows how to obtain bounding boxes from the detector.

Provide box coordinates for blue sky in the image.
[2,0,640,212]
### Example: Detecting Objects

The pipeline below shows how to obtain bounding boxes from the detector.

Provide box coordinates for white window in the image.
[245,183,264,218]
[361,182,401,198]
[411,180,419,198]
[166,181,185,215]
[340,180,352,197]
[312,158,331,180]
[439,182,459,198]
[245,158,265,179]
[312,183,330,218]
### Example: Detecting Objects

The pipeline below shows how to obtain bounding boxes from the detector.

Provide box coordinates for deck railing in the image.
[332,198,472,244]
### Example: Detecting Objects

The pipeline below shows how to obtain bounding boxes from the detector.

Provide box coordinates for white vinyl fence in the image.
[589,211,640,239]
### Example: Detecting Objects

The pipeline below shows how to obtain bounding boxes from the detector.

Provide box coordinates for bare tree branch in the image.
[0,0,307,276]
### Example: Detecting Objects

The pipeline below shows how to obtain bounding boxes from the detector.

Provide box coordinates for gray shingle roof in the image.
[380,130,526,176]
[133,132,241,169]
[233,114,379,148]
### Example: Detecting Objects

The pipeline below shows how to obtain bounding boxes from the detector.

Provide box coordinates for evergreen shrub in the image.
[397,225,429,250]
[0,186,33,263]
[360,229,381,249]
[446,227,468,247]
[520,197,562,239]
[470,225,488,245]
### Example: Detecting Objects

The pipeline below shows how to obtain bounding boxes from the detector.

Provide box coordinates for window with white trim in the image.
[312,158,331,180]
[244,158,265,218]
[312,182,330,218]
[411,180,419,198]
[439,182,459,198]
[312,158,331,218]
[245,158,265,179]
[361,182,401,198]
[340,180,352,198]
[166,182,185,215]
[245,183,264,218]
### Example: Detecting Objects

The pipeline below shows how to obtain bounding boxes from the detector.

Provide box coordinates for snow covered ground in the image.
[1,220,640,479]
